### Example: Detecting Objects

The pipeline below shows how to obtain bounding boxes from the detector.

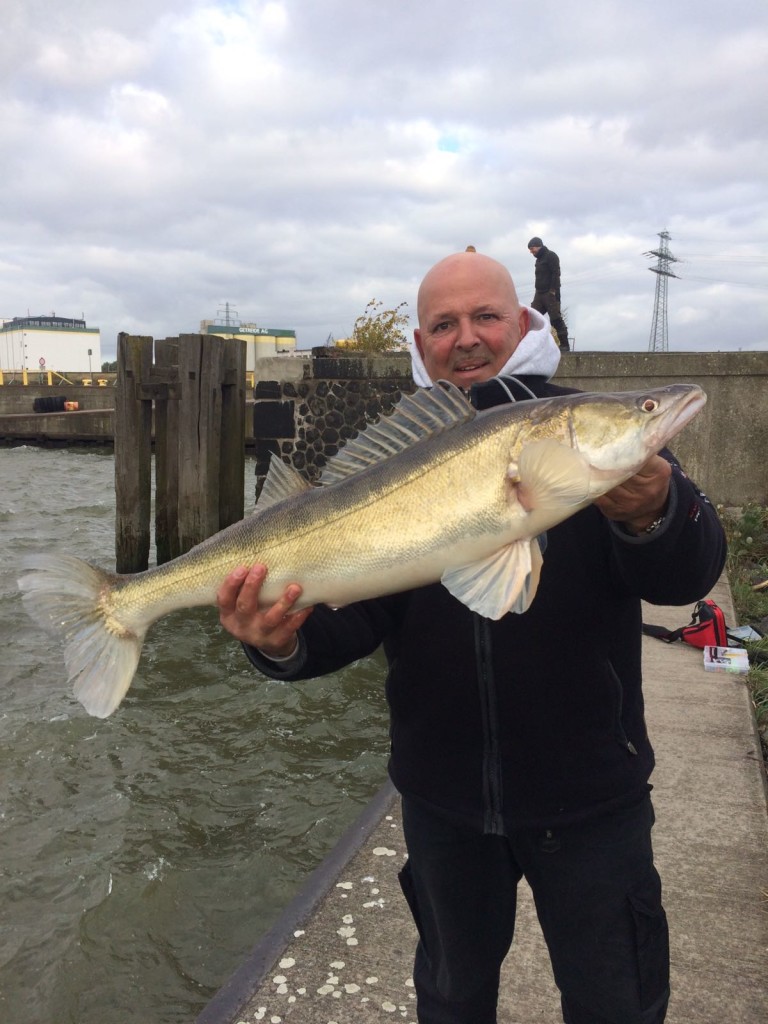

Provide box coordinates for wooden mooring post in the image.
[115,333,246,573]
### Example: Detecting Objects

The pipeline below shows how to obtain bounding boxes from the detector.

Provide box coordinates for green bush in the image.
[347,299,409,353]
[721,504,768,752]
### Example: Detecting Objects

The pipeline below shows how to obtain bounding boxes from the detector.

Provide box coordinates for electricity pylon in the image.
[644,231,680,352]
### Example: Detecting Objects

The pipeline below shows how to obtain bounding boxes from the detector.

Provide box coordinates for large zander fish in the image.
[18,381,705,718]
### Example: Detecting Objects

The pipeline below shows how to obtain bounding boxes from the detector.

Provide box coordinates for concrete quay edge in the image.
[197,574,768,1024]
[195,780,401,1024]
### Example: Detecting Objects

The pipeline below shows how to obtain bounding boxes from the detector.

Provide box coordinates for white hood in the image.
[410,307,561,388]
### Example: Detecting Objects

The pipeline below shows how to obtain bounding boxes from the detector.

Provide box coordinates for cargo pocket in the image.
[628,872,670,1013]
[398,860,426,947]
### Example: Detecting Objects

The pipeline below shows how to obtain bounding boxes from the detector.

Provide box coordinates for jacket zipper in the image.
[474,615,505,834]
[607,660,638,756]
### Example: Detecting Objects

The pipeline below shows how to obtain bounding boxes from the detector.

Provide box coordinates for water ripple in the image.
[0,448,390,1024]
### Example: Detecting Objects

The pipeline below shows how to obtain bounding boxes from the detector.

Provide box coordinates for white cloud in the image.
[0,0,765,358]
[34,29,146,88]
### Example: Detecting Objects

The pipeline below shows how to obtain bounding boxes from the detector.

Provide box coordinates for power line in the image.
[676,253,768,264]
[683,275,765,288]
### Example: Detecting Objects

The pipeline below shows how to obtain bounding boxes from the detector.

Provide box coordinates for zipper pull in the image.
[540,829,560,853]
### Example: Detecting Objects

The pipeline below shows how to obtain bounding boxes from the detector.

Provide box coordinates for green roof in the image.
[205,325,296,339]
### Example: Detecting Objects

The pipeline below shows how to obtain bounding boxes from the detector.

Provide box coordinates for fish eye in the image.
[641,398,659,413]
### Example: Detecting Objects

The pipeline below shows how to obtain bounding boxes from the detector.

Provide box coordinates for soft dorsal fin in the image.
[255,455,312,511]
[319,380,475,486]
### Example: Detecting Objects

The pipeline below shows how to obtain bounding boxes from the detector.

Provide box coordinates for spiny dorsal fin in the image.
[319,381,475,487]
[256,455,312,511]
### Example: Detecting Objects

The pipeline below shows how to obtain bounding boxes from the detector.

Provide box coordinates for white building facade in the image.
[0,315,102,375]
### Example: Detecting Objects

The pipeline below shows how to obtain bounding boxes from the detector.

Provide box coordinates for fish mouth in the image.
[648,384,706,449]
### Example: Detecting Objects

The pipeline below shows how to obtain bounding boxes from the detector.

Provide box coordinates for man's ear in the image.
[518,307,530,337]
[413,328,424,358]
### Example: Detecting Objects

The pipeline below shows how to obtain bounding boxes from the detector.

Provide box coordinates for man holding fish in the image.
[217,251,726,1024]
[17,251,724,1023]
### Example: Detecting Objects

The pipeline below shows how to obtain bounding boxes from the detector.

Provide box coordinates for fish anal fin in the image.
[441,538,543,619]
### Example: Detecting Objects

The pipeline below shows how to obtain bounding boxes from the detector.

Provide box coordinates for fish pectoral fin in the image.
[441,538,543,619]
[256,455,312,511]
[513,439,592,511]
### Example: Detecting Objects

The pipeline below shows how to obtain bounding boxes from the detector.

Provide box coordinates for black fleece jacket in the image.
[245,375,727,832]
[533,246,562,298]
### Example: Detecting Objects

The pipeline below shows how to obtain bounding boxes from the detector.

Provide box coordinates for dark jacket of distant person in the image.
[533,245,562,299]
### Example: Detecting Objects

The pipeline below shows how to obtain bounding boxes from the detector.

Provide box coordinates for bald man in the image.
[218,252,725,1024]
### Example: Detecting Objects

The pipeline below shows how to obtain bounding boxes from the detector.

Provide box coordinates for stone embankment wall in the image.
[251,350,768,508]
[252,352,412,488]
[1,351,766,507]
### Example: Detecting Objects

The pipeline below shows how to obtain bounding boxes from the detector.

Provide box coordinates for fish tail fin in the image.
[17,554,146,718]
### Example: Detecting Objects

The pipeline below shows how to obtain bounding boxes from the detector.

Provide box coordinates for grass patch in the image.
[720,504,768,754]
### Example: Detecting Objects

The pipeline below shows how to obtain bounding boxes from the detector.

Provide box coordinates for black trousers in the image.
[532,291,569,349]
[399,794,669,1024]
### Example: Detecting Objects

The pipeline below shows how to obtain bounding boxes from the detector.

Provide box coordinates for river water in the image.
[0,446,390,1024]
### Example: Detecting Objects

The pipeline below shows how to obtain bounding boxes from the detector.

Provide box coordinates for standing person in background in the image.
[528,236,570,351]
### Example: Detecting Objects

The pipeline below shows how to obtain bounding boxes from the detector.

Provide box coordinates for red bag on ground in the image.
[642,599,728,648]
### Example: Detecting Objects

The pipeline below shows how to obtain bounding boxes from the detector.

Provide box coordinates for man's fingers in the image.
[217,564,267,615]
[216,566,250,608]
[215,563,312,652]
[261,584,304,625]
[635,455,670,479]
[236,564,267,595]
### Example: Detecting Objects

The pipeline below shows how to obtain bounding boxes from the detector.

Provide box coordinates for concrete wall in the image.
[0,382,116,445]
[555,351,767,507]
[0,382,116,414]
[1,351,766,506]
[0,407,115,445]
[250,350,768,507]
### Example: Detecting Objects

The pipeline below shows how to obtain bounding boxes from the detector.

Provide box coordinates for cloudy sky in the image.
[2,0,766,362]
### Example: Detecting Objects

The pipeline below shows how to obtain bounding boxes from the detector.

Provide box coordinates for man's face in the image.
[528,246,541,257]
[414,255,529,389]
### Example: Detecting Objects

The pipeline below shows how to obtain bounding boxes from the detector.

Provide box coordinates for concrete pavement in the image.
[197,574,768,1023]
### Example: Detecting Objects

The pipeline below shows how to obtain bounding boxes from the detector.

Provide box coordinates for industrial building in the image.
[200,305,297,371]
[0,315,102,376]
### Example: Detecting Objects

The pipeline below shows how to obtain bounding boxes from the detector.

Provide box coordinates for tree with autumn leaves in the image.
[343,299,409,353]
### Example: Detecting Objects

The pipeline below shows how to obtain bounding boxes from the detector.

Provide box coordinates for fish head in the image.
[568,383,706,489]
